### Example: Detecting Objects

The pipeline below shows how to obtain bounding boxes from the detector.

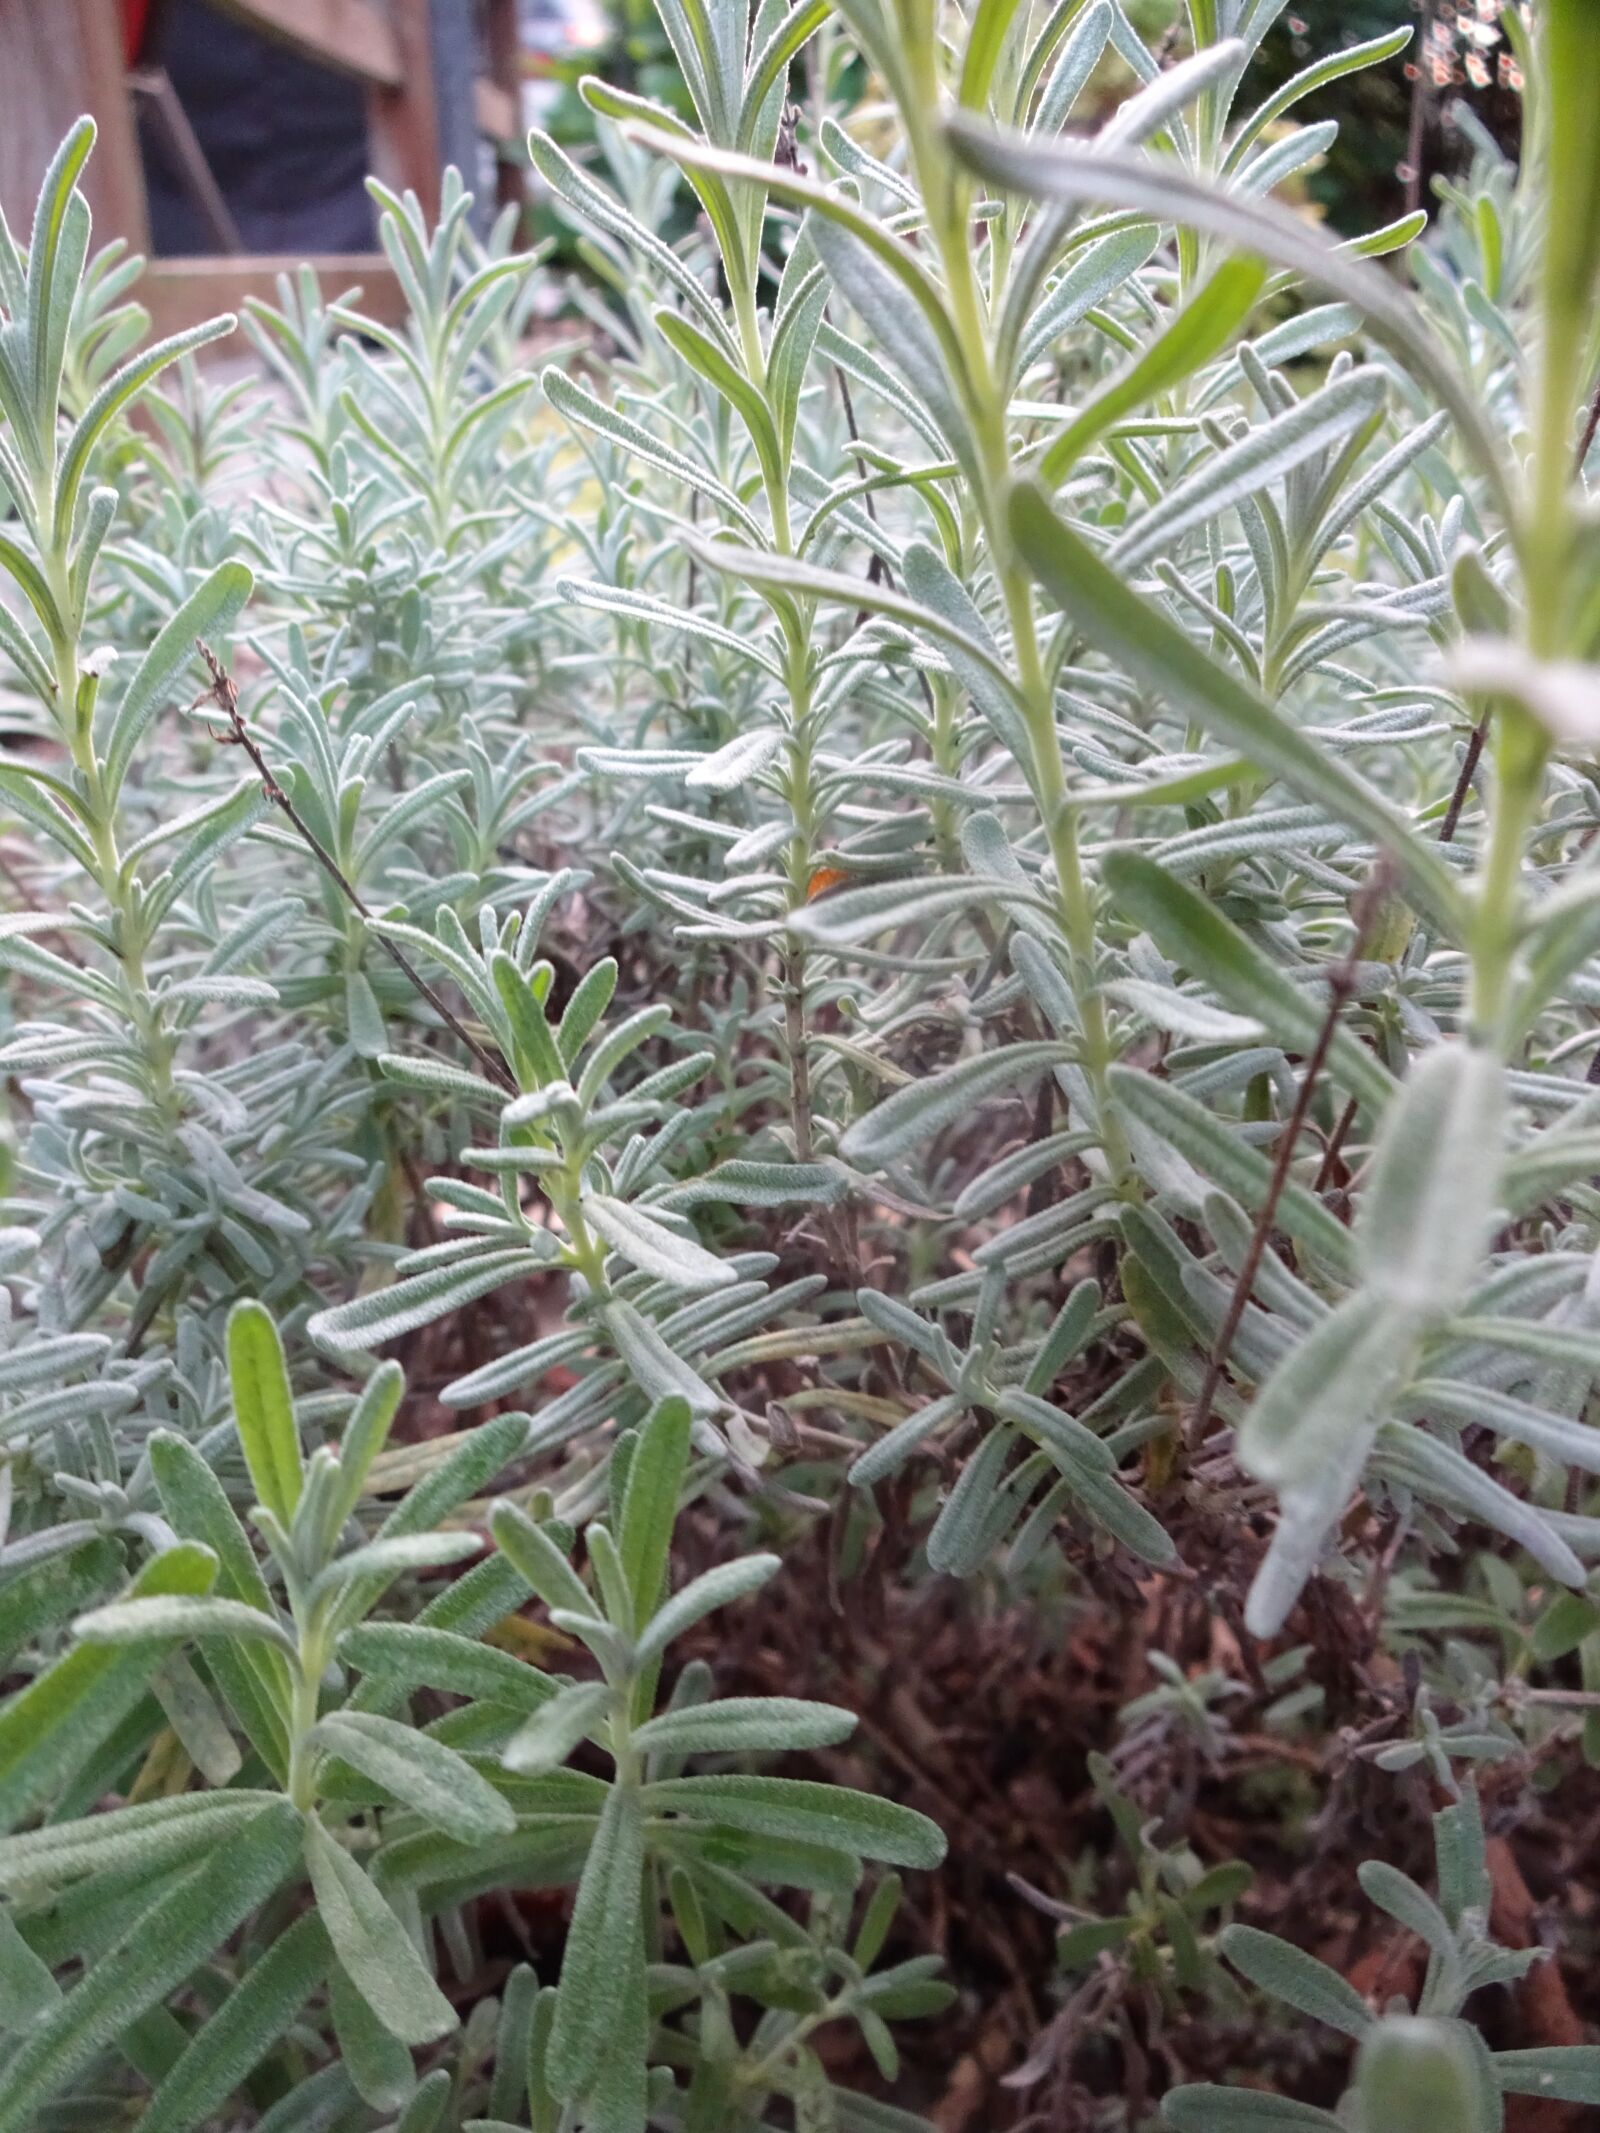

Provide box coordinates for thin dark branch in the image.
[193,641,515,1095]
[1187,860,1395,1450]
[834,363,892,636]
[1313,1094,1359,1197]
[1439,714,1488,845]
[1577,372,1600,475]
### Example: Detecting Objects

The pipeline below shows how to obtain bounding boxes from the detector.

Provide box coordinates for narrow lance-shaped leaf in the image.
[226,1300,305,1529]
[138,1914,334,2133]
[101,561,253,799]
[1039,255,1268,484]
[0,1802,304,2133]
[945,120,1513,521]
[843,1043,1074,1170]
[1007,481,1465,937]
[546,1782,646,2098]
[303,1816,458,2046]
[0,1540,219,1835]
[311,1712,517,1844]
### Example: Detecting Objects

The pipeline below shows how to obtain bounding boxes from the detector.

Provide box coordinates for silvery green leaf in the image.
[1163,2093,1342,2131]
[1095,37,1242,152]
[1354,2016,1500,2133]
[1220,1923,1374,2039]
[1403,1380,1600,1474]
[226,1299,304,1530]
[634,1697,857,1757]
[1355,1044,1505,1320]
[995,1389,1116,1474]
[560,577,784,679]
[303,1816,457,2046]
[501,1682,614,1778]
[683,528,1023,704]
[1102,979,1263,1045]
[311,1533,484,1619]
[1494,2048,1600,2104]
[1225,26,1415,171]
[527,129,735,351]
[927,1424,1016,1574]
[71,1593,297,1657]
[1111,367,1386,570]
[331,1963,416,2113]
[307,1248,554,1355]
[805,209,972,472]
[843,1042,1073,1169]
[793,871,1043,949]
[1356,1861,1457,1959]
[641,1773,946,1868]
[376,1052,508,1106]
[0,1901,60,2027]
[101,559,253,799]
[0,1801,303,2133]
[152,1652,242,1786]
[546,1783,645,2097]
[603,1299,720,1413]
[489,1505,593,1619]
[116,1915,333,2133]
[1109,1067,1355,1274]
[1102,850,1392,1109]
[849,1393,964,1488]
[615,1396,693,1625]
[663,1158,845,1211]
[338,1624,556,1712]
[0,1791,284,1895]
[583,1195,736,1291]
[1008,482,1465,938]
[1238,1291,1412,1493]
[312,1713,516,1843]
[685,726,784,792]
[634,1555,782,1665]
[946,124,1510,523]
[1372,1423,1585,1587]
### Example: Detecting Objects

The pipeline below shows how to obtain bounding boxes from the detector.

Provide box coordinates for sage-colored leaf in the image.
[303,1815,457,2046]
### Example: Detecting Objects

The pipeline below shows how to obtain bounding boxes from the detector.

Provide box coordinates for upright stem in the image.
[902,34,1133,1192]
[1467,705,1546,1046]
[39,497,177,1120]
[782,943,815,1165]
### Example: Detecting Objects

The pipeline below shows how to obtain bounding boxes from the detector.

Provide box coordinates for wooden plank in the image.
[482,0,524,208]
[0,1,88,237]
[205,0,401,88]
[483,0,519,88]
[72,0,150,249]
[128,67,244,254]
[366,0,440,223]
[474,76,517,145]
[0,0,150,251]
[143,252,406,341]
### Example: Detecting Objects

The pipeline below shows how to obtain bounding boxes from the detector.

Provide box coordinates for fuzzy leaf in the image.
[303,1816,457,2046]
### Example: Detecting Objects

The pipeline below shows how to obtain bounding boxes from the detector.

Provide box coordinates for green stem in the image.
[286,1649,321,1813]
[902,40,1134,1193]
[1467,703,1547,1046]
[41,518,178,1119]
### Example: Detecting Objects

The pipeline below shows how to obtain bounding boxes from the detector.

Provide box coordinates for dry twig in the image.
[192,641,515,1094]
[1188,858,1396,1449]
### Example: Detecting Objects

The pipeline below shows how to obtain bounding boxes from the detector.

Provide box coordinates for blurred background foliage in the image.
[525,0,1526,252]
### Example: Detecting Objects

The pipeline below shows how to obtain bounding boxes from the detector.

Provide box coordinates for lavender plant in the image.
[4,0,1600,2124]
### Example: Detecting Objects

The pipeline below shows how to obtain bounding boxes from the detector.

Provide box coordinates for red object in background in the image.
[122,0,155,62]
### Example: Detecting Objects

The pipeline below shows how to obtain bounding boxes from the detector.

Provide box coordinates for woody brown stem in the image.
[194,641,515,1095]
[1187,860,1394,1449]
[1439,715,1488,845]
